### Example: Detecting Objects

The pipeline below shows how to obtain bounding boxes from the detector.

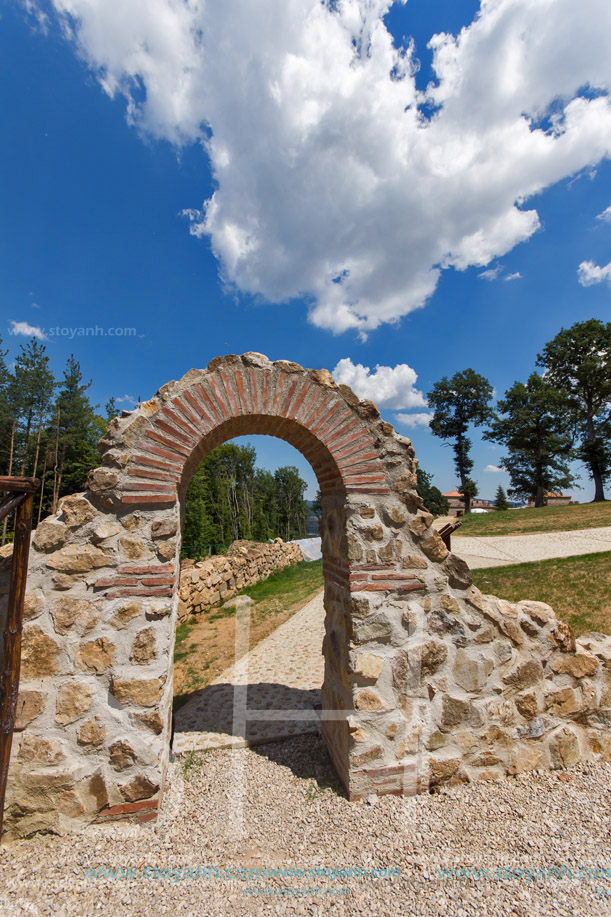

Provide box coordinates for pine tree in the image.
[494,485,509,511]
[52,355,100,505]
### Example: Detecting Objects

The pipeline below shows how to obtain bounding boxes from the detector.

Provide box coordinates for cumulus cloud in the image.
[331,358,427,410]
[484,464,506,472]
[596,205,611,222]
[504,272,522,281]
[35,0,611,332]
[116,394,138,404]
[578,259,611,286]
[396,412,433,429]
[8,320,48,340]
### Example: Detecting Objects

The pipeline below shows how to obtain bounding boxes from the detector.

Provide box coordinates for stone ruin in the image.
[1,352,610,840]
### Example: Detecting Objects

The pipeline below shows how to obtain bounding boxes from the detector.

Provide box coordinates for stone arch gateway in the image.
[3,352,611,839]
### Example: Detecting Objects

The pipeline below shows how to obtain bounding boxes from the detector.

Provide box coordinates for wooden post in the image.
[0,490,35,838]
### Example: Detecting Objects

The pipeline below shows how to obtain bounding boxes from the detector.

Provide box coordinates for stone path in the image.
[173,526,611,755]
[173,591,325,754]
[452,525,611,569]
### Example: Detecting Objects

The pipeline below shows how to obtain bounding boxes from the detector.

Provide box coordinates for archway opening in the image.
[170,429,341,786]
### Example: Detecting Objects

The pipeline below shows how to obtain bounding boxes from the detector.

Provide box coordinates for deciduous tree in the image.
[537,319,611,502]
[484,372,576,507]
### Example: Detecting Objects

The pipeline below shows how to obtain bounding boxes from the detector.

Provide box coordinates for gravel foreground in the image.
[1,735,611,917]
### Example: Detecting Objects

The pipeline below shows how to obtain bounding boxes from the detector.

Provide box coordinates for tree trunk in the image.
[585,411,606,502]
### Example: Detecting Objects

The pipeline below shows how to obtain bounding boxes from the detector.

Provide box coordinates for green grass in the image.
[233,557,323,617]
[472,551,611,636]
[457,501,611,537]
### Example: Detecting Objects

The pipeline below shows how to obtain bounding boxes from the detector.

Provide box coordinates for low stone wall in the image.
[177,540,304,623]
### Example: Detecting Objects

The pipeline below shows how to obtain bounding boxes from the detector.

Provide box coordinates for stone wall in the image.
[1,351,611,840]
[177,539,304,622]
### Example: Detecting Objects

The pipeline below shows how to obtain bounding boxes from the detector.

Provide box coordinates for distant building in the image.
[527,492,573,508]
[443,491,495,517]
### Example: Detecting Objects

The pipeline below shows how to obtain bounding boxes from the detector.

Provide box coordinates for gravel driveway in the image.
[452,526,611,569]
[1,736,611,917]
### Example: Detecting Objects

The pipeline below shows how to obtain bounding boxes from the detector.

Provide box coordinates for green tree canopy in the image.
[484,372,576,507]
[427,368,494,513]
[537,319,611,502]
[416,467,450,517]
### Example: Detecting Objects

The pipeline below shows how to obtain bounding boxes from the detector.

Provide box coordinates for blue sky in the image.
[2,0,610,500]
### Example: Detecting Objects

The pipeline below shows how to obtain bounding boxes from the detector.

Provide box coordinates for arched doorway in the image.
[7,351,603,840]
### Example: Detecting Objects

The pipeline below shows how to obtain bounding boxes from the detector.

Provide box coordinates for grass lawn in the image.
[173,559,324,710]
[457,501,611,537]
[471,551,611,637]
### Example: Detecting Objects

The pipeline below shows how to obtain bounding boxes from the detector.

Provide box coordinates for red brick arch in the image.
[121,361,389,505]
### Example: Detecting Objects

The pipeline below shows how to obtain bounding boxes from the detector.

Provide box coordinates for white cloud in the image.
[36,0,611,332]
[396,412,433,428]
[8,320,48,340]
[479,266,502,281]
[331,358,427,410]
[504,271,522,281]
[484,464,506,473]
[577,259,611,286]
[116,394,137,404]
[596,205,611,222]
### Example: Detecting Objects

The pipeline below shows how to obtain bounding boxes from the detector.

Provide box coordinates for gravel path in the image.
[1,737,611,916]
[452,526,611,569]
[173,593,325,754]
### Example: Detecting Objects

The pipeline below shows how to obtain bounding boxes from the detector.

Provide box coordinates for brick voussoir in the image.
[131,454,183,474]
[219,370,240,416]
[105,586,174,598]
[145,429,191,458]
[154,418,198,448]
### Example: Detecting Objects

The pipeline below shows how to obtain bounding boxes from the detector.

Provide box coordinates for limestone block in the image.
[23,591,44,621]
[441,695,470,730]
[550,650,599,679]
[78,718,107,747]
[443,553,473,590]
[46,543,112,573]
[109,741,137,771]
[152,518,178,539]
[549,728,581,768]
[351,744,384,767]
[409,511,433,538]
[550,621,576,653]
[351,653,383,685]
[156,539,177,562]
[14,691,45,729]
[430,756,461,782]
[402,554,428,570]
[120,775,159,802]
[110,601,143,629]
[544,687,581,716]
[18,735,64,765]
[515,691,539,720]
[77,638,115,673]
[453,650,494,693]
[111,677,165,707]
[51,598,101,635]
[59,495,96,527]
[502,659,543,689]
[132,711,164,733]
[508,745,543,774]
[92,521,121,543]
[33,521,69,552]
[21,626,60,677]
[420,532,449,563]
[352,614,392,645]
[87,467,120,493]
[56,682,94,725]
[131,628,157,664]
[354,688,388,711]
[119,535,151,561]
